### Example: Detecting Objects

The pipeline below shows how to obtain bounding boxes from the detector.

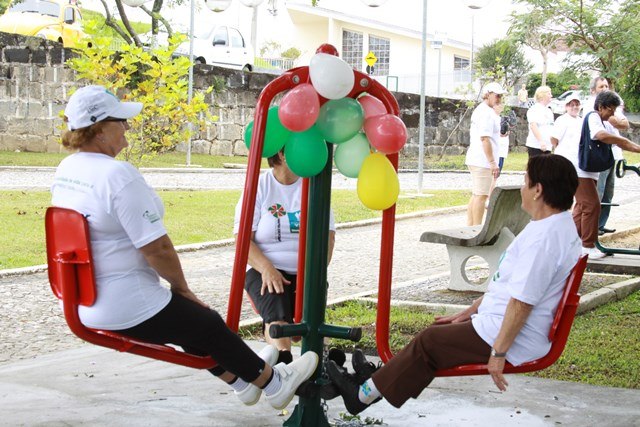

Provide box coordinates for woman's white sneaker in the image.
[266,351,319,410]
[583,246,606,260]
[235,345,279,406]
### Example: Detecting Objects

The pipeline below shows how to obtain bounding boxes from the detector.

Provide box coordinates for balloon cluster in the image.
[244,52,408,211]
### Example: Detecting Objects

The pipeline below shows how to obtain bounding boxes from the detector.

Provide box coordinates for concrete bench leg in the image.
[445,228,515,292]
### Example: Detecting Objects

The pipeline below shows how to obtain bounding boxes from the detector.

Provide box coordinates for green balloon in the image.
[334,133,371,178]
[284,126,328,178]
[316,98,364,144]
[244,106,291,158]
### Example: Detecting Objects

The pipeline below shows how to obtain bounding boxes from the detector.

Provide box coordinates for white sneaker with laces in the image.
[235,345,279,406]
[585,246,606,260]
[266,351,319,410]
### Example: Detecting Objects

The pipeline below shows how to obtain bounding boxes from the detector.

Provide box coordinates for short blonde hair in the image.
[534,86,552,102]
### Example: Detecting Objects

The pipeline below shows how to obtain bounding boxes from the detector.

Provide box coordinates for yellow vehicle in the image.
[0,0,88,48]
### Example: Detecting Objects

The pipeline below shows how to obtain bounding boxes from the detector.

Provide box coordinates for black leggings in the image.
[115,292,265,382]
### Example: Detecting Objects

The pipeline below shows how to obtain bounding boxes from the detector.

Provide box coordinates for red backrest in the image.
[46,207,96,306]
[44,206,216,370]
[435,254,588,377]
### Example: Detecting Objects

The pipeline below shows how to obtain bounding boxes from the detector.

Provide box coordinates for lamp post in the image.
[464,1,490,89]
[417,0,427,193]
[239,0,265,60]
[432,32,446,97]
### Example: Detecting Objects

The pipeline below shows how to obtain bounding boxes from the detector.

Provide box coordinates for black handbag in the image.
[578,111,614,172]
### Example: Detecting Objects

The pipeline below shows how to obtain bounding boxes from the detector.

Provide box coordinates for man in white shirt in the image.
[464,82,507,226]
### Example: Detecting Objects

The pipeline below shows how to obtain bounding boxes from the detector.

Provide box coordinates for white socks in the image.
[358,378,381,404]
[263,368,283,396]
[229,377,250,393]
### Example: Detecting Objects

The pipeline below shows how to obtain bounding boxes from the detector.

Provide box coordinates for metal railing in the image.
[254,57,296,72]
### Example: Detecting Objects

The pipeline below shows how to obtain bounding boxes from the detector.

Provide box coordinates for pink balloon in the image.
[358,94,387,119]
[278,83,320,132]
[364,114,408,154]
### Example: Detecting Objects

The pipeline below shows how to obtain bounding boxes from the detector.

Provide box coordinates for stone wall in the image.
[1,31,638,157]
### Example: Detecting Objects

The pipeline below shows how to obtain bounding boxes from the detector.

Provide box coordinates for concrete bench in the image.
[420,185,531,292]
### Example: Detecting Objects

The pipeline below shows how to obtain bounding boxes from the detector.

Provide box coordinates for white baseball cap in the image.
[565,95,581,105]
[65,85,143,131]
[482,82,508,96]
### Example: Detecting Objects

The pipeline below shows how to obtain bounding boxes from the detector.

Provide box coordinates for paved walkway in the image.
[1,168,640,425]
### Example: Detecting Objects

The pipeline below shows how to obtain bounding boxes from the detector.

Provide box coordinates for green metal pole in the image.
[284,143,333,427]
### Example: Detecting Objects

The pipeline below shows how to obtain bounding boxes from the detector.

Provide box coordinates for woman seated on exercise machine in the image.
[51,85,317,411]
[327,154,581,415]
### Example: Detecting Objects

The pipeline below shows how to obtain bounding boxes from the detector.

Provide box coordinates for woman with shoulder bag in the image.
[572,91,640,259]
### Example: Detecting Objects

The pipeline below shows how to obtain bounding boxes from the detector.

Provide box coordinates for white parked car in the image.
[144,25,254,71]
[549,89,586,115]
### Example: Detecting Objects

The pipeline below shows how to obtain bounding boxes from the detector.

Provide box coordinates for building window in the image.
[453,55,470,82]
[368,35,389,76]
[342,30,363,70]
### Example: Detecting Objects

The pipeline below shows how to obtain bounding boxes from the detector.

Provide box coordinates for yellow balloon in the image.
[357,153,400,210]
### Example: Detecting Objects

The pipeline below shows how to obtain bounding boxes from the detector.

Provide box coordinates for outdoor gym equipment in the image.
[596,159,640,256]
[229,44,402,426]
[45,206,216,369]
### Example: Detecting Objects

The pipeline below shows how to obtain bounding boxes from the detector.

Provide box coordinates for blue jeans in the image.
[597,165,616,230]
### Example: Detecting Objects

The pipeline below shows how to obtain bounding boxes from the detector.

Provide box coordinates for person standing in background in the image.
[525,86,554,158]
[582,77,630,236]
[464,82,507,226]
[517,84,528,108]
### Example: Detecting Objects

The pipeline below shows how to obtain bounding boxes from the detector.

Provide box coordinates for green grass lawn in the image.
[3,150,640,171]
[0,188,469,270]
[278,293,640,389]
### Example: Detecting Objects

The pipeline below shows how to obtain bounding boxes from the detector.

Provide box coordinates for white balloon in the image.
[205,0,233,12]
[121,0,148,6]
[309,53,355,100]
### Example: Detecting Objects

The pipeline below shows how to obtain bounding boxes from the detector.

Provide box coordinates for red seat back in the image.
[435,254,588,377]
[45,207,216,370]
[46,207,96,306]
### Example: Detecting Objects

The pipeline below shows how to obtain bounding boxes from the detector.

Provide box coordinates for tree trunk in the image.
[114,0,142,46]
[540,50,548,86]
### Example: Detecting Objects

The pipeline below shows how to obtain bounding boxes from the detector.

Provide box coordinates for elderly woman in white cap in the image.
[551,94,582,159]
[51,85,317,411]
[464,81,508,226]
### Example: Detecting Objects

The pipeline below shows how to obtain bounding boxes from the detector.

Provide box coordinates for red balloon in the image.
[278,83,320,132]
[358,94,386,119]
[363,114,408,154]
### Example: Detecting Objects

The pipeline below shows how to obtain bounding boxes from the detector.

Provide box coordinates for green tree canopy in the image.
[475,38,533,91]
[510,0,640,91]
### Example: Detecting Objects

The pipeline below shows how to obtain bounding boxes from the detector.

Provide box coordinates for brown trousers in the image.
[572,177,600,248]
[371,321,490,408]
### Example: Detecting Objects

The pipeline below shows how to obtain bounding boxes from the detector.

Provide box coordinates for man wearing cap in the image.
[583,77,630,237]
[464,82,507,226]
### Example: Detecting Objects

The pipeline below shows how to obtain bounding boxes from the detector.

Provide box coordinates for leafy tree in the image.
[508,7,563,86]
[526,69,590,97]
[0,0,10,14]
[475,38,533,91]
[510,0,640,91]
[67,29,214,165]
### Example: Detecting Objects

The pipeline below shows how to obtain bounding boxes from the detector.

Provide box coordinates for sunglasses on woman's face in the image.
[103,117,127,123]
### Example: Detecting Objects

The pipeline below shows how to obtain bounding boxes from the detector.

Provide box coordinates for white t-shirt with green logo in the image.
[471,211,581,366]
[234,170,335,274]
[51,152,171,330]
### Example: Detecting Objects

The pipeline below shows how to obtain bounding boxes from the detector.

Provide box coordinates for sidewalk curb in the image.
[0,206,467,278]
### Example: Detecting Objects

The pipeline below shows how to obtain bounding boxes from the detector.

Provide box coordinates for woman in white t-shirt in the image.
[571,91,640,259]
[551,95,582,163]
[51,86,317,411]
[327,154,584,415]
[525,85,554,157]
[234,150,336,365]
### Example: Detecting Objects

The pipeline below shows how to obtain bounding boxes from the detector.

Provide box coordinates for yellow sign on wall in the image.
[365,51,378,67]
